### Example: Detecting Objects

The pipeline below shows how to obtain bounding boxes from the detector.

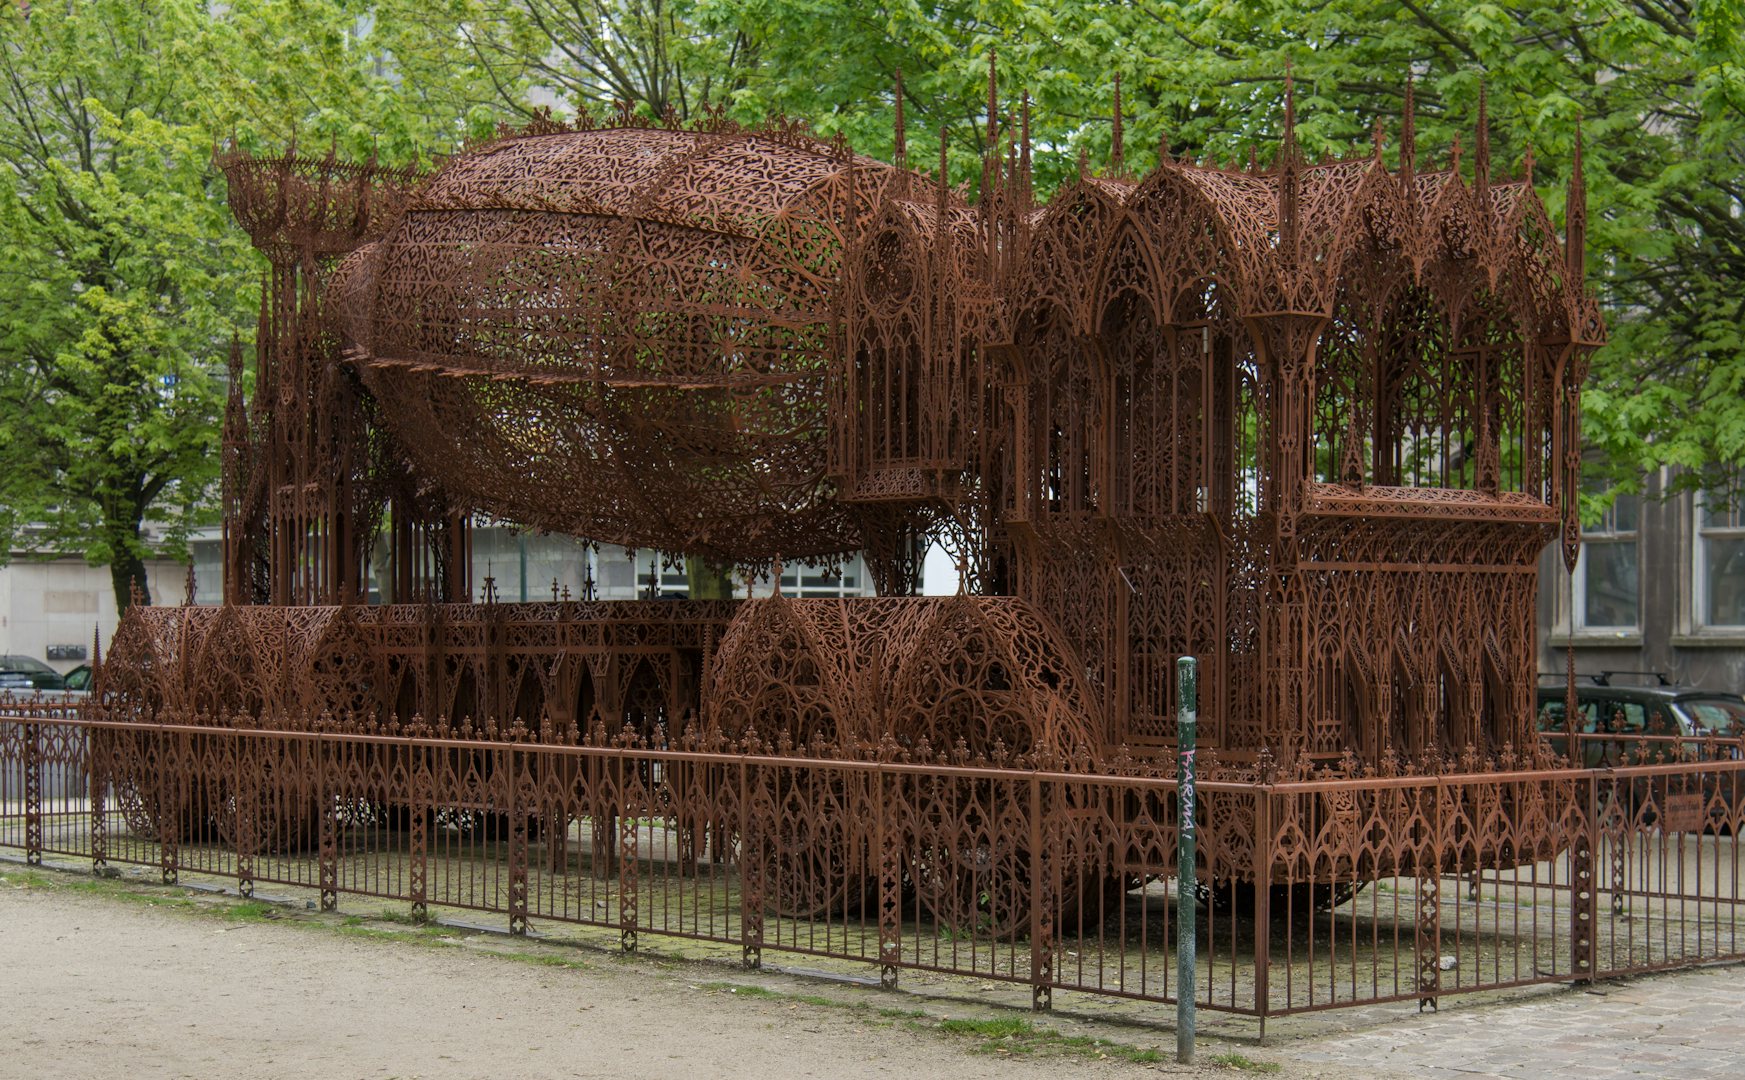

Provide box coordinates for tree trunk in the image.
[685,555,736,600]
[110,545,152,615]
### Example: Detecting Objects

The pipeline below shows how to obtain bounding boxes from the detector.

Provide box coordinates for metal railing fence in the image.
[4,703,1743,1025]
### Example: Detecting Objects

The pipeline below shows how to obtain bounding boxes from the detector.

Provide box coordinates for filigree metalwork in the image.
[104,70,1603,919]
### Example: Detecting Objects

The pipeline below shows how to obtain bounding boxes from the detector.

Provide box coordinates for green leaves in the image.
[1,0,1736,589]
[0,1,494,607]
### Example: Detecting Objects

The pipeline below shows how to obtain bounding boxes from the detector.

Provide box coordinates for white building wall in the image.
[0,556,185,673]
[466,528,879,601]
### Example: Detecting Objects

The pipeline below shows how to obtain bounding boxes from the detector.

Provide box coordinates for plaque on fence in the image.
[1662,792,1704,833]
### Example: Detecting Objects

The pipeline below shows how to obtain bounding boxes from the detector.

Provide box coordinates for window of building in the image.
[1697,483,1745,629]
[1574,492,1639,630]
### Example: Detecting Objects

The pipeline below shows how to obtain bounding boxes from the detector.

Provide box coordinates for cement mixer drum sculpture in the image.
[101,78,1604,921]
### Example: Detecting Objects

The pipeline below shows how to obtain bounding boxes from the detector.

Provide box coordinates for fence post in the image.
[507,744,529,936]
[1176,655,1197,1066]
[158,729,179,885]
[1029,773,1052,1012]
[88,720,107,873]
[738,761,763,969]
[1415,775,1444,1011]
[318,735,338,913]
[876,767,898,989]
[1571,770,1598,983]
[1251,781,1271,1036]
[23,717,43,866]
[618,751,639,953]
[409,743,428,921]
[234,731,255,898]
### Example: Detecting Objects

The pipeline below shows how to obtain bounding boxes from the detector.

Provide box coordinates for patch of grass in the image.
[335,923,457,948]
[373,907,431,926]
[877,1006,925,1019]
[701,981,782,999]
[496,950,590,971]
[698,981,870,1011]
[938,1016,1036,1039]
[1207,1051,1281,1072]
[933,1015,1166,1064]
[222,900,277,921]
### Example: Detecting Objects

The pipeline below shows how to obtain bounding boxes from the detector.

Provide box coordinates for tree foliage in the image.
[1,0,1738,613]
[0,1,499,612]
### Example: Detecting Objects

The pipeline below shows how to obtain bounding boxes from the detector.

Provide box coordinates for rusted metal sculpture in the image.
[98,68,1600,928]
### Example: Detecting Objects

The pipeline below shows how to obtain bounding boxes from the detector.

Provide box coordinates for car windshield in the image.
[1676,697,1745,735]
[0,655,56,674]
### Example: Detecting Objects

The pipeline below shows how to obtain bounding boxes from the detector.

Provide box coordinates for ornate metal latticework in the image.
[105,71,1601,912]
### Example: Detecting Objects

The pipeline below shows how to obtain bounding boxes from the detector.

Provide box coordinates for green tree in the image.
[0,1,500,613]
[0,1,252,610]
[383,0,761,123]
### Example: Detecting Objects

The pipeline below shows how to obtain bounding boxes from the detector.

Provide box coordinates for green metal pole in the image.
[1176,655,1198,1064]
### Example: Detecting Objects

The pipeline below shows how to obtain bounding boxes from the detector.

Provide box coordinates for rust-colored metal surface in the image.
[206,74,1600,774]
[328,114,915,567]
[108,68,1607,937]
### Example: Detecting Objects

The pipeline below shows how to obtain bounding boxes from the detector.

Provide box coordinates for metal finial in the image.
[1110,73,1124,175]
[1400,75,1417,180]
[1474,82,1491,189]
[1567,119,1586,281]
[892,69,906,166]
[1280,63,1298,169]
[986,48,999,148]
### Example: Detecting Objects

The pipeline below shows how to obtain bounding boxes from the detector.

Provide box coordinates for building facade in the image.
[1539,468,1745,693]
[187,524,880,608]
[0,545,186,674]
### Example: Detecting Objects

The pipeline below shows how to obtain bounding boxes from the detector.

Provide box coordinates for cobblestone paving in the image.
[1287,965,1745,1079]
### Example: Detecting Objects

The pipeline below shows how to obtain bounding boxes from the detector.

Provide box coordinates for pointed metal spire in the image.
[1019,90,1033,201]
[1400,75,1417,182]
[1110,73,1125,176]
[1474,82,1491,195]
[1373,114,1386,161]
[1566,119,1587,282]
[1279,65,1299,172]
[986,48,999,149]
[844,137,859,235]
[1450,133,1462,174]
[938,124,951,221]
[892,70,907,167]
[1278,66,1301,264]
[1159,129,1173,165]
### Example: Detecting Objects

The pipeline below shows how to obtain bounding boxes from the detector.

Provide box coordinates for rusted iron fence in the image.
[4,703,1742,1024]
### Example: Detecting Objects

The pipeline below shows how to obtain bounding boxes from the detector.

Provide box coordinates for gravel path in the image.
[20,865,1738,1080]
[0,882,1245,1080]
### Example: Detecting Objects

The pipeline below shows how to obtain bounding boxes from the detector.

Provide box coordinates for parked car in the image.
[1536,674,1745,832]
[1535,673,1745,767]
[60,664,93,692]
[0,655,66,692]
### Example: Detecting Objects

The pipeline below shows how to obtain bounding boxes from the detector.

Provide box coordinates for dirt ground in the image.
[0,869,1306,1080]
